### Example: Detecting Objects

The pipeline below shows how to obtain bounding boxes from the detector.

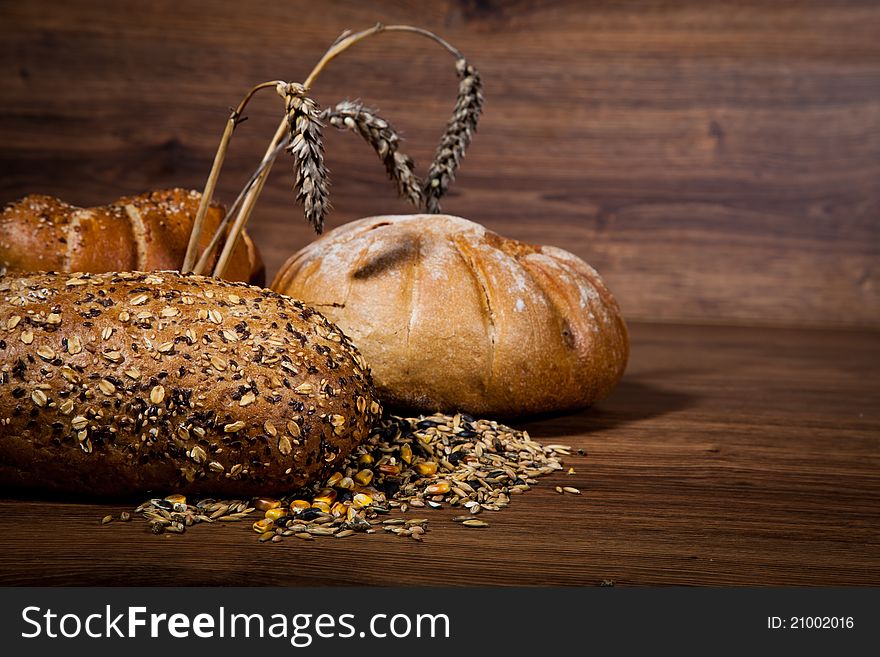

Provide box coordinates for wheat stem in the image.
[181,117,233,273]
[383,25,463,59]
[182,80,283,273]
[212,118,289,277]
[192,139,288,276]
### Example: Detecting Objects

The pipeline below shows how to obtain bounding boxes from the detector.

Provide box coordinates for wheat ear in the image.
[423,58,484,213]
[281,82,330,233]
[324,101,423,208]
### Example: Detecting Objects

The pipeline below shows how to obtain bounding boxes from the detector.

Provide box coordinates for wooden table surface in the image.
[0,321,876,586]
[1,1,878,587]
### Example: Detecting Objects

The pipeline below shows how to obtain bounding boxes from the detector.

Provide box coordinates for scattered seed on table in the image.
[119,412,577,543]
[101,515,113,525]
[563,487,581,495]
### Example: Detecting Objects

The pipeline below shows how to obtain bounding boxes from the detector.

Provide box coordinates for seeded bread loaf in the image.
[272,214,628,417]
[0,271,381,497]
[0,188,265,285]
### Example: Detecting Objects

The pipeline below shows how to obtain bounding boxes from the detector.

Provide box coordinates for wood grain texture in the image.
[0,322,876,586]
[1,0,878,328]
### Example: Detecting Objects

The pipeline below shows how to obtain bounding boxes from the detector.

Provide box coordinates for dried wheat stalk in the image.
[423,58,484,213]
[324,101,423,208]
[186,25,481,267]
[281,82,330,233]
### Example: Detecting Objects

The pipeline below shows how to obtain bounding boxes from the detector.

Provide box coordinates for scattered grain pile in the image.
[109,412,578,542]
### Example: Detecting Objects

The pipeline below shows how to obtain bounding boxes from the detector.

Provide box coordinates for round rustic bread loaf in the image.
[0,188,264,285]
[0,271,381,497]
[271,214,629,417]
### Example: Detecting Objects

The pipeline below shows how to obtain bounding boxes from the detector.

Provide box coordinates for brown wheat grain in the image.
[423,58,484,213]
[325,100,423,208]
[281,82,331,233]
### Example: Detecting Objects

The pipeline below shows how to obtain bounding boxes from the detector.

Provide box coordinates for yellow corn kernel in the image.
[338,476,355,490]
[354,469,374,486]
[164,494,186,505]
[414,462,438,476]
[326,471,344,487]
[357,453,374,467]
[254,497,281,512]
[252,518,274,533]
[265,507,288,521]
[400,443,413,464]
[313,488,337,505]
[352,493,373,508]
[311,500,331,513]
[330,501,348,518]
[425,481,450,495]
[378,463,400,476]
[289,499,311,513]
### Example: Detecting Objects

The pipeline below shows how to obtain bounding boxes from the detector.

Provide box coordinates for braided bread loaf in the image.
[0,188,263,285]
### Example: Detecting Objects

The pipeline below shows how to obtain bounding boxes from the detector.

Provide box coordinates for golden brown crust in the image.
[0,189,263,285]
[271,214,629,417]
[0,271,381,497]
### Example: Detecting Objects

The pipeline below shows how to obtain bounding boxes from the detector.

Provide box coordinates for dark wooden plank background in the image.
[0,323,876,586]
[0,1,878,586]
[1,0,878,328]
